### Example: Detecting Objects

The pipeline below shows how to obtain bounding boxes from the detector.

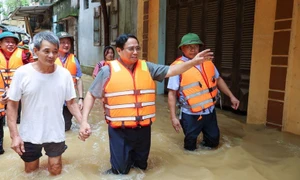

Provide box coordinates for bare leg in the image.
[25,159,39,173]
[48,156,62,175]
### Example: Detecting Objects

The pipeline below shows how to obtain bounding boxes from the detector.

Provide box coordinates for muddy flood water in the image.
[0,74,300,180]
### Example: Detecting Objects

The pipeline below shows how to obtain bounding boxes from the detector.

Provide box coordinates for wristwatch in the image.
[79,97,84,100]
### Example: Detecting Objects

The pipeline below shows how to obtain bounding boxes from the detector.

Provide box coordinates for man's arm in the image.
[79,92,96,141]
[7,100,25,155]
[82,92,96,125]
[74,56,84,109]
[217,77,240,110]
[165,49,213,78]
[168,90,182,133]
[66,98,91,141]
[76,78,84,110]
[66,98,82,123]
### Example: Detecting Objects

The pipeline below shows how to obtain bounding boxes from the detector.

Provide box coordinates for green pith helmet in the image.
[0,31,20,43]
[178,33,203,50]
[56,31,73,40]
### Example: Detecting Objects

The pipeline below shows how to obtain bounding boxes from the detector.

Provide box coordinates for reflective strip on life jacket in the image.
[105,101,155,109]
[180,81,202,90]
[184,85,217,100]
[0,69,17,73]
[104,89,155,97]
[189,98,214,109]
[106,113,155,121]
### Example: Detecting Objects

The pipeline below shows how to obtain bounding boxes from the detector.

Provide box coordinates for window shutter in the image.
[94,6,101,46]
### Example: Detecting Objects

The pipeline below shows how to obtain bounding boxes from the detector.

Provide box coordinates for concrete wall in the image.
[78,0,102,75]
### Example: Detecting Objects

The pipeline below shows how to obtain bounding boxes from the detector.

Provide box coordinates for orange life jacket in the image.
[104,59,156,128]
[55,54,77,85]
[173,58,218,113]
[0,48,24,115]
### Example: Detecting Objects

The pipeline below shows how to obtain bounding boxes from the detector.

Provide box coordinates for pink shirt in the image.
[93,60,105,77]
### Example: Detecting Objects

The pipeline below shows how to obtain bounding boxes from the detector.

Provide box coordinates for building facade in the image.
[78,0,138,74]
[136,0,300,135]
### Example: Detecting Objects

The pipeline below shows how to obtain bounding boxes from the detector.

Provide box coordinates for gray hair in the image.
[33,31,59,50]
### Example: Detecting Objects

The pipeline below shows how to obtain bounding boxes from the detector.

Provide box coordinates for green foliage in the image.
[5,0,29,14]
[0,2,8,17]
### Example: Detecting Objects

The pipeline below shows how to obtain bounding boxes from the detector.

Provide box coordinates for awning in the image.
[0,24,28,35]
[9,5,52,20]
[9,5,52,37]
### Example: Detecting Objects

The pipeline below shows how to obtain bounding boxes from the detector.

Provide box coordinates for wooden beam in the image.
[24,17,33,38]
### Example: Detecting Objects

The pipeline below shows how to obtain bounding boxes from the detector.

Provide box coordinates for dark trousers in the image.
[181,110,220,151]
[63,106,73,131]
[108,125,151,174]
[0,116,5,152]
[0,116,4,140]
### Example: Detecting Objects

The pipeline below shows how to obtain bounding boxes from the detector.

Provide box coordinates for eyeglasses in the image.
[60,41,71,45]
[124,46,141,52]
[184,45,200,50]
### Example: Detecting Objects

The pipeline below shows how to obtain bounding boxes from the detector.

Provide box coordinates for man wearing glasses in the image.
[81,33,213,174]
[167,33,240,151]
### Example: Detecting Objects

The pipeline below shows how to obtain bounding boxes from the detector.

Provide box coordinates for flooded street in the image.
[0,74,300,180]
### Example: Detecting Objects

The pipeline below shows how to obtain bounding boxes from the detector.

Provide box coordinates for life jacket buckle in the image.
[133,90,141,95]
[198,82,202,88]
[136,116,142,121]
[212,77,215,83]
[135,102,142,108]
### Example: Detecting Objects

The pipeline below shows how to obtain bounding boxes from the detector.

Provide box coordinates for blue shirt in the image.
[167,56,219,115]
[59,53,82,78]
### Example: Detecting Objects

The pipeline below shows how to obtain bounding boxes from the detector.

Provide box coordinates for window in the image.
[93,1,118,46]
[94,6,102,46]
[84,0,89,9]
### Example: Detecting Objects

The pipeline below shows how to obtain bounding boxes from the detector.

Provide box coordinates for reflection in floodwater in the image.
[0,74,300,180]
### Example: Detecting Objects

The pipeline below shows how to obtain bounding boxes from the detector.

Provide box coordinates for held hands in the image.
[191,49,214,65]
[78,122,92,141]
